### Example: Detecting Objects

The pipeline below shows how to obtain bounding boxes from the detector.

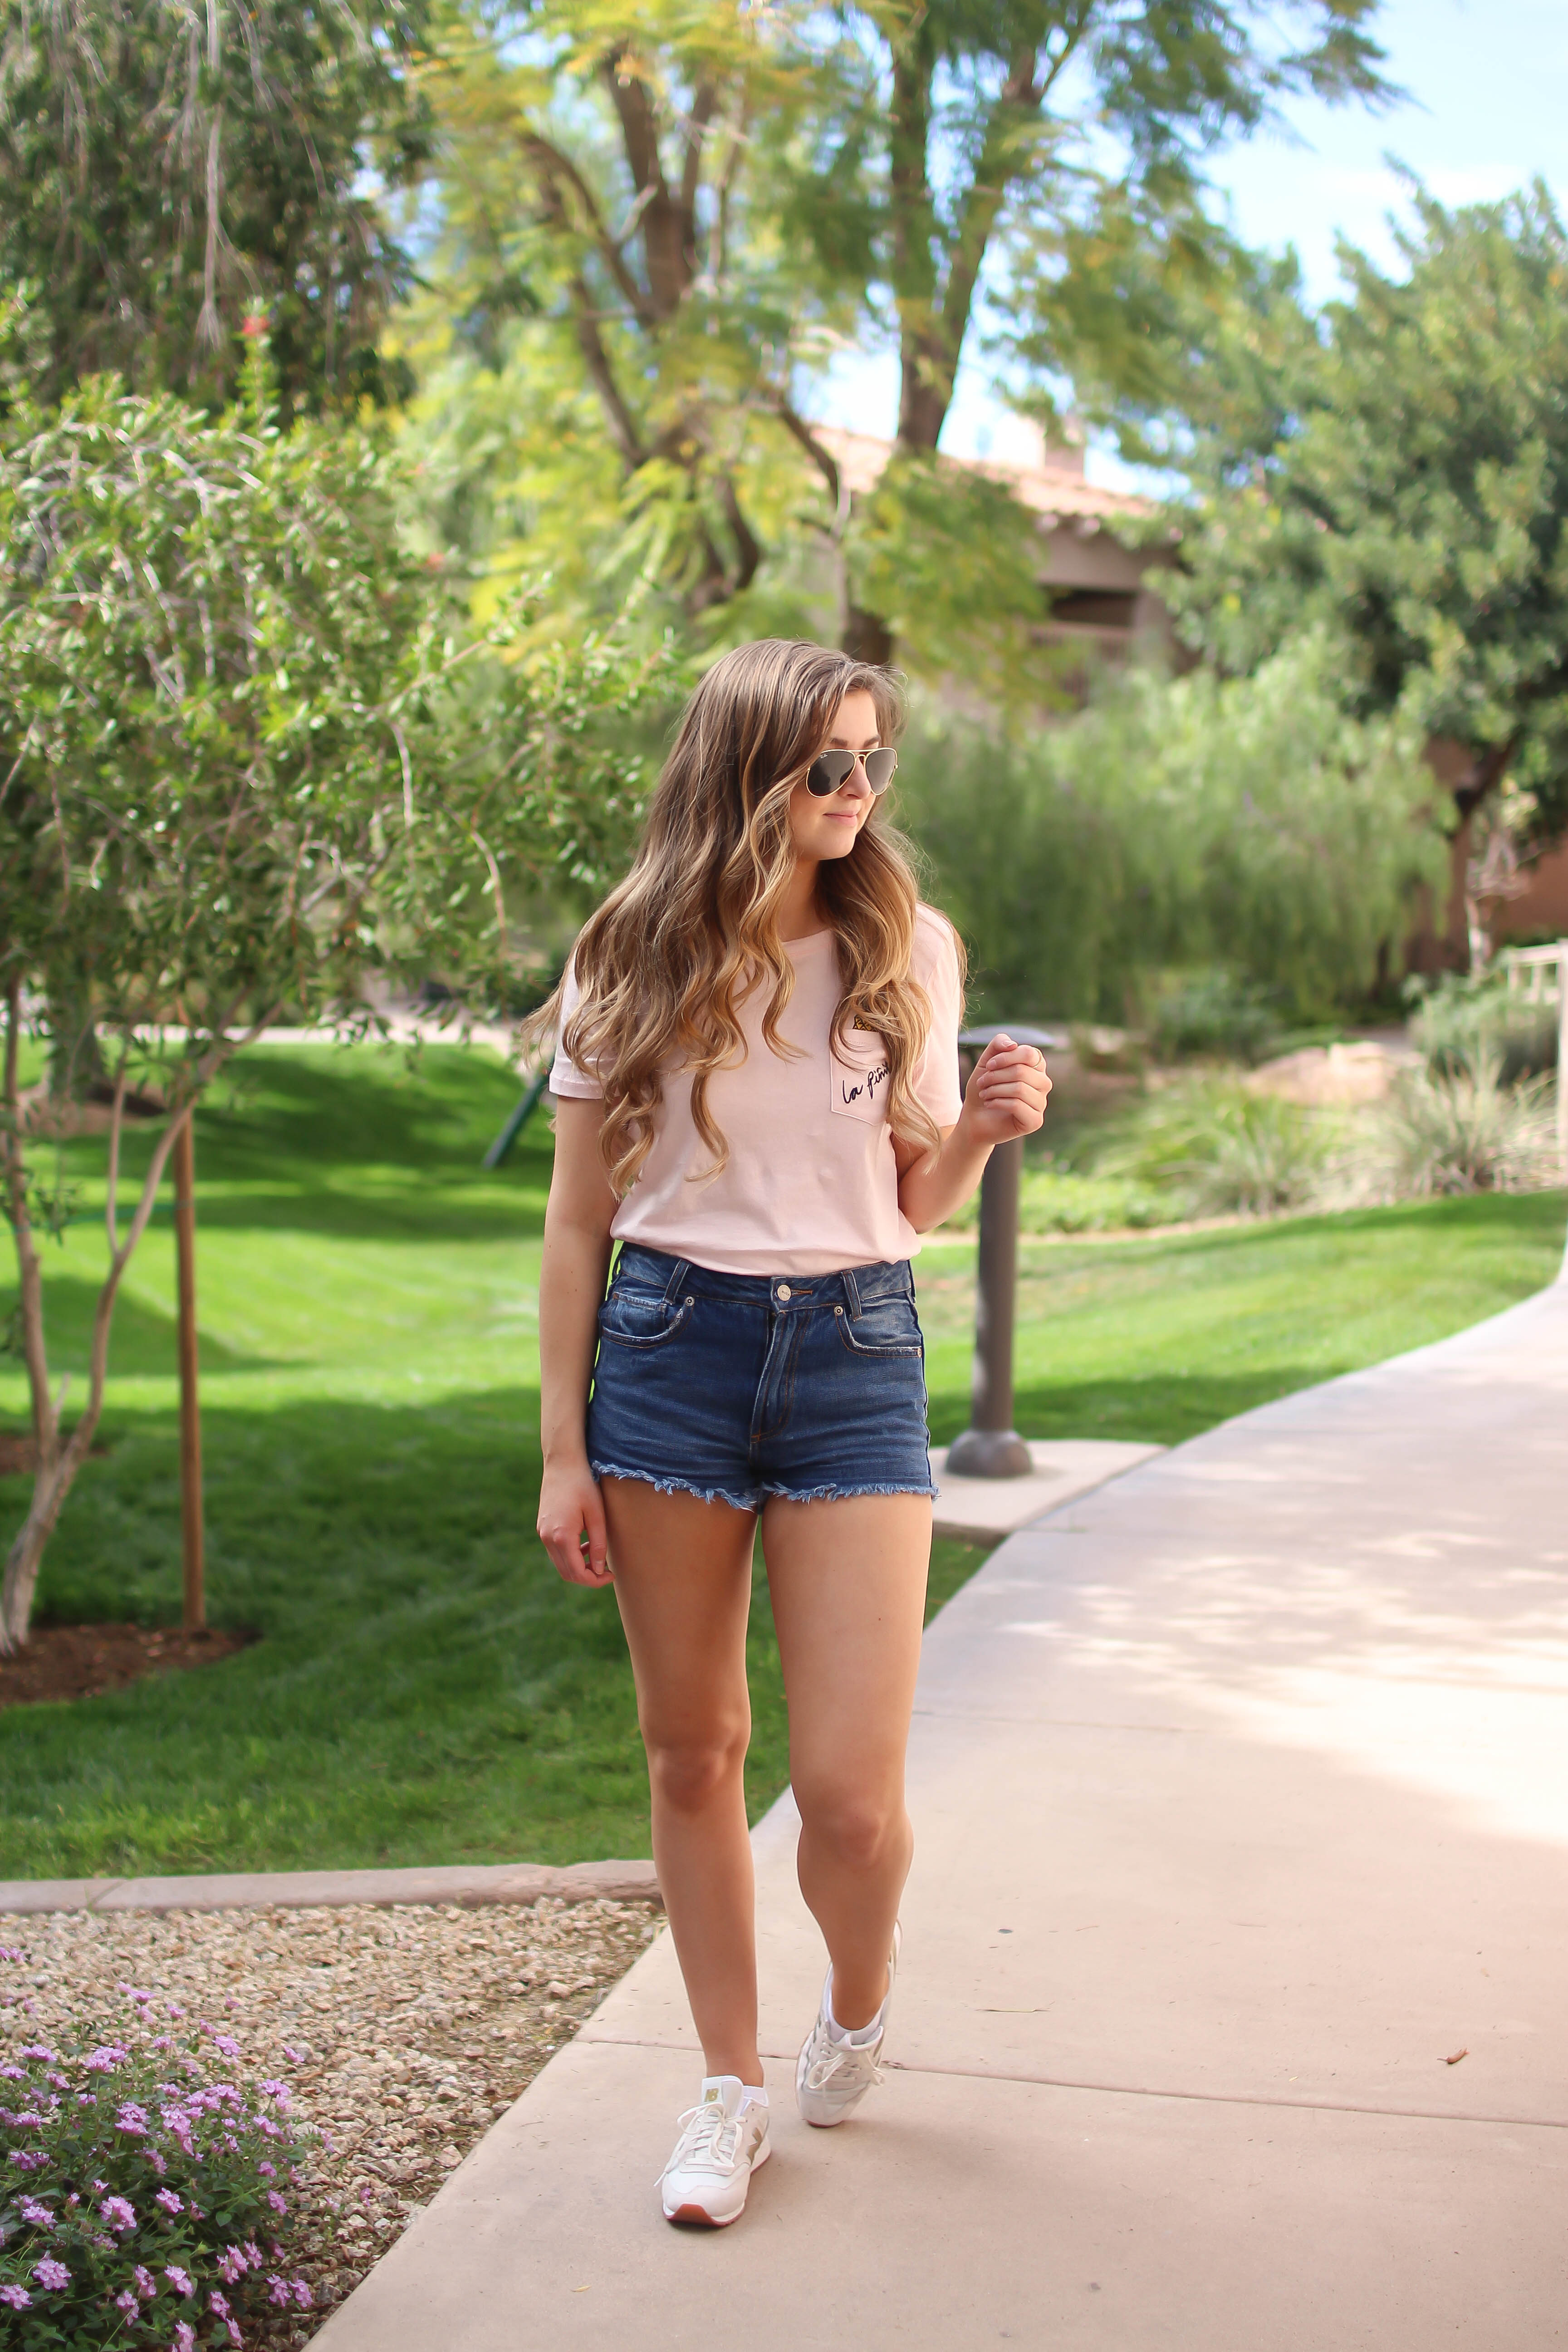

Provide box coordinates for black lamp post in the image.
[945,1024,1060,1479]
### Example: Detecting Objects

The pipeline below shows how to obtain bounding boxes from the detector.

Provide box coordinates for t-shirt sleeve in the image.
[546,952,604,1100]
[910,909,964,1129]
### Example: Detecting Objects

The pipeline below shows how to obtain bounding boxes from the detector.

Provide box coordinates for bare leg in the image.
[762,1493,931,2029]
[602,1478,762,2083]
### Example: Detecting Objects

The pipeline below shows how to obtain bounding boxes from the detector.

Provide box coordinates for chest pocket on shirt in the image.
[830,1028,892,1124]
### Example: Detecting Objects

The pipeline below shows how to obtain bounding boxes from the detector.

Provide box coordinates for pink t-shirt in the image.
[548,904,964,1276]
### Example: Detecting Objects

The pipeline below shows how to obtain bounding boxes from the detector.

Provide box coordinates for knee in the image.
[645,1725,748,1816]
[795,1784,905,1873]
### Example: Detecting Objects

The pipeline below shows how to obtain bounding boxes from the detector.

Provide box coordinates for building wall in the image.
[1494,837,1568,944]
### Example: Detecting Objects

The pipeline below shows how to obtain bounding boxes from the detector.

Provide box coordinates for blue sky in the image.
[813,0,1568,483]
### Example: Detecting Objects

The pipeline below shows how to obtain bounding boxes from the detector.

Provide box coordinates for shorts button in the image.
[776,1283,792,1302]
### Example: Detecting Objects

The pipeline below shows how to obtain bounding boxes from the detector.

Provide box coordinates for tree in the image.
[0,334,669,1651]
[404,0,1391,666]
[1149,183,1568,948]
[406,0,836,627]
[0,0,434,415]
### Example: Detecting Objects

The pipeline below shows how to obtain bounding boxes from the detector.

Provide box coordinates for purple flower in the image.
[84,2044,127,2072]
[258,2078,291,2105]
[242,2241,263,2268]
[0,2283,32,2309]
[101,2195,137,2232]
[66,2194,79,2209]
[0,2063,24,2080]
[134,2265,157,2298]
[265,2190,288,2215]
[266,2275,292,2307]
[174,2324,196,2352]
[281,2044,307,2064]
[151,2034,173,2051]
[10,2110,44,2127]
[117,2100,150,2135]
[165,2264,194,2297]
[211,2033,241,2058]
[167,2002,186,2018]
[226,2324,244,2349]
[258,2161,276,2178]
[76,2091,98,2106]
[32,2256,70,2291]
[156,2188,184,2215]
[218,2247,248,2283]
[117,2288,140,2317]
[0,1944,24,1960]
[149,2148,168,2176]
[8,2149,48,2170]
[19,2196,54,2228]
[209,2289,232,2317]
[292,2279,314,2309]
[17,2043,55,2062]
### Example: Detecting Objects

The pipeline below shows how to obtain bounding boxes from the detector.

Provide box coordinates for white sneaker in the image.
[795,1924,901,2128]
[658,2077,771,2227]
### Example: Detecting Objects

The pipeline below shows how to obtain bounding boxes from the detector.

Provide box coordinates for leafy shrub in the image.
[0,1974,315,2350]
[1092,1078,1336,1218]
[896,634,1443,1023]
[1406,974,1559,1083]
[1149,970,1282,1066]
[1373,1056,1560,1196]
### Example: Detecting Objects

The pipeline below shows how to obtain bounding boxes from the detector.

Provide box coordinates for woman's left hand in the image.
[960,1034,1052,1146]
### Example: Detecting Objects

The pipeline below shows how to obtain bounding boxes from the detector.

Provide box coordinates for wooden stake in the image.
[172,1117,205,1632]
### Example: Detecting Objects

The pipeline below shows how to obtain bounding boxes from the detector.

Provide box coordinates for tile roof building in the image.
[811,419,1178,660]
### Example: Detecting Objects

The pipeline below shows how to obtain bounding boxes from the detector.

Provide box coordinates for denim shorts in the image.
[587,1244,936,1511]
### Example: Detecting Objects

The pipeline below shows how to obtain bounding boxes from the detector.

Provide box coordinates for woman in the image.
[534,639,1049,2228]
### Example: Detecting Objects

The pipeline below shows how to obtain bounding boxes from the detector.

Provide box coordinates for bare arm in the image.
[537,1096,619,1587]
[896,1035,1052,1233]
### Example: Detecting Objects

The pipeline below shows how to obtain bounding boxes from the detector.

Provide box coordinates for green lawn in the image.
[2,1040,1563,1881]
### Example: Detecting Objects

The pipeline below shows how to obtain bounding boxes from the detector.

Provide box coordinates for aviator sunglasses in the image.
[806,745,898,797]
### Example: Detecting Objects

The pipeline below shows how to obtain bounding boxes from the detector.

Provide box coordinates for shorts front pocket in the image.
[833,1296,924,1359]
[598,1286,695,1350]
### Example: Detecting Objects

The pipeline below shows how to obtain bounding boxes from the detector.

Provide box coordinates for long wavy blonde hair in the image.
[537,638,963,1196]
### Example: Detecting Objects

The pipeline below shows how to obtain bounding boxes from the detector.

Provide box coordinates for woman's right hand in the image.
[537,1456,612,1587]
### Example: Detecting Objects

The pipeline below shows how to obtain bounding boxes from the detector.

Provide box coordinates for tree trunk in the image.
[843,606,895,666]
[2,1461,76,1655]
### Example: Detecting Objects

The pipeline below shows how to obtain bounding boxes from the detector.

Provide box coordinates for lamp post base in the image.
[943,1426,1034,1479]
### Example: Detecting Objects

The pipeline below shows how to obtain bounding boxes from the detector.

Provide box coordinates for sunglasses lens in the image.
[807,750,857,796]
[864,747,897,793]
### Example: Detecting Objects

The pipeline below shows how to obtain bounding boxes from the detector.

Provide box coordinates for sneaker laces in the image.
[802,2033,884,2097]
[658,2100,742,2183]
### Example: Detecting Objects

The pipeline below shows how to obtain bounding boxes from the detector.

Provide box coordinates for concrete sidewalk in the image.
[314,1265,1568,2351]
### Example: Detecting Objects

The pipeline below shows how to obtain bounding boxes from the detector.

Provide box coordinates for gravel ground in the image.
[0,1896,662,2344]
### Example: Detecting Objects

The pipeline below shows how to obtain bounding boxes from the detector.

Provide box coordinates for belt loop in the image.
[662,1255,691,1303]
[841,1264,863,1319]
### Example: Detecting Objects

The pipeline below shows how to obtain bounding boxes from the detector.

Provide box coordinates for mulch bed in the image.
[0,1429,110,1477]
[0,1621,255,1710]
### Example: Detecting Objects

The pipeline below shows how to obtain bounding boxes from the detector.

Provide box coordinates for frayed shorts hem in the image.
[589,1459,936,1512]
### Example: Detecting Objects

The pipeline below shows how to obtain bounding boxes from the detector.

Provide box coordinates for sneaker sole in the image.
[662,2136,770,2226]
[798,2078,877,2129]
